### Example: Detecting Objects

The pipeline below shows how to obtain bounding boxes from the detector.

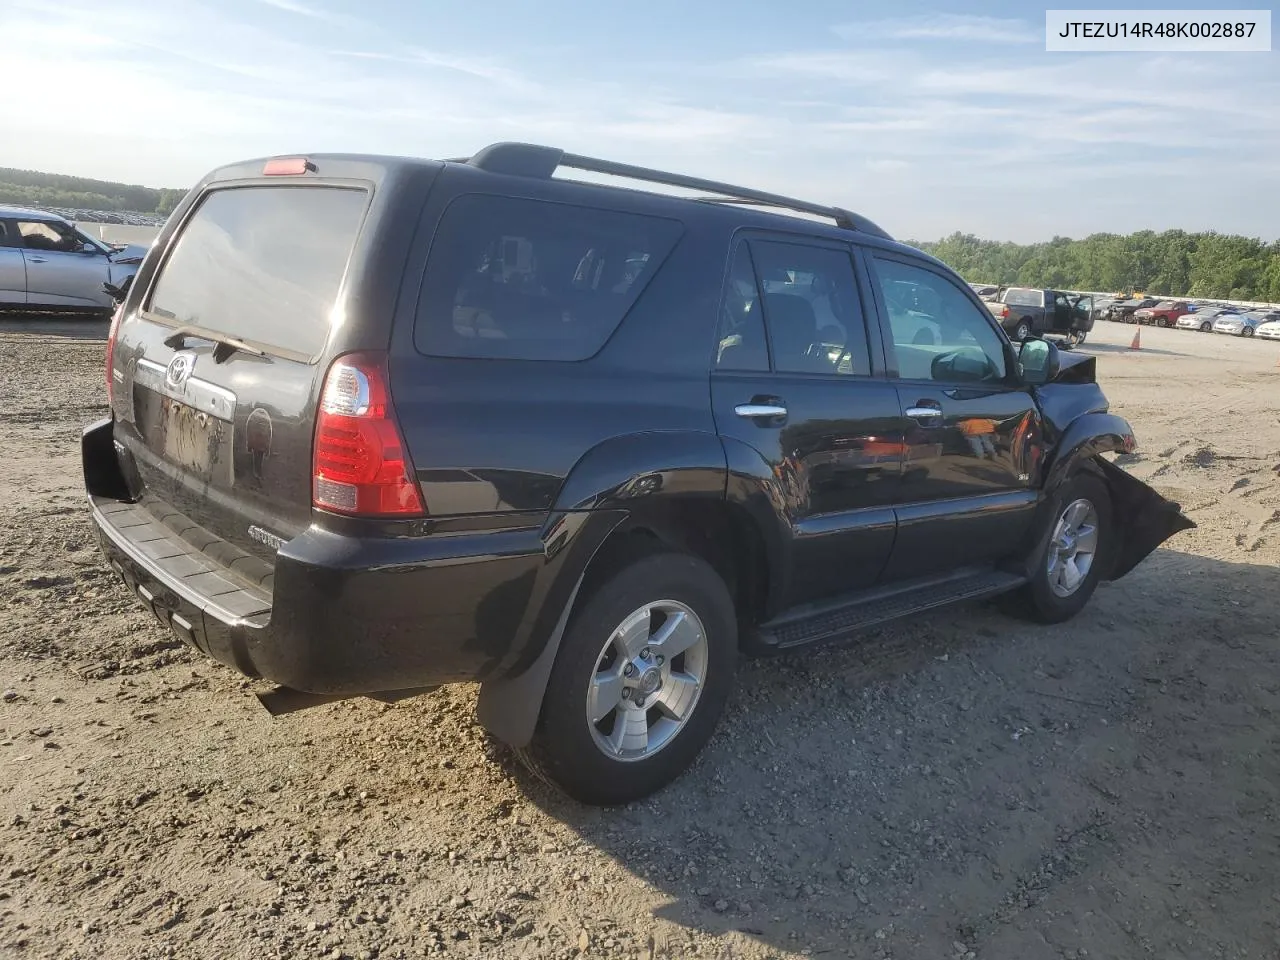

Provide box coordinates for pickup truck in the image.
[986,287,1094,344]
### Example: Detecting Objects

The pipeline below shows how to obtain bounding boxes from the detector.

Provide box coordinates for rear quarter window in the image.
[145,185,369,358]
[414,195,682,361]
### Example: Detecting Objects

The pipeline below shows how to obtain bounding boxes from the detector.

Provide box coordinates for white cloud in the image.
[835,14,1040,45]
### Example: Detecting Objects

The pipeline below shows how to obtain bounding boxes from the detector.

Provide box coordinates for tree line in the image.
[913,230,1280,302]
[0,168,185,217]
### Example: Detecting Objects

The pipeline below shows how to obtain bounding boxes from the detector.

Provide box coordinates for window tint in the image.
[749,240,870,376]
[416,195,682,362]
[148,186,368,357]
[714,244,767,371]
[873,257,1007,383]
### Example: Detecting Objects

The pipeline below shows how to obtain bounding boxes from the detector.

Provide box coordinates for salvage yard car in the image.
[0,205,148,315]
[1177,304,1232,332]
[82,144,1194,806]
[1256,318,1280,340]
[1133,300,1191,327]
[1213,309,1280,337]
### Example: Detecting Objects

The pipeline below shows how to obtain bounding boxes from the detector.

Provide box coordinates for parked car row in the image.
[971,287,1280,342]
[1099,297,1280,338]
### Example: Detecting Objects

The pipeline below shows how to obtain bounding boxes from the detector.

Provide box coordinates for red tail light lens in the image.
[312,353,426,517]
[105,304,123,406]
[999,305,1009,319]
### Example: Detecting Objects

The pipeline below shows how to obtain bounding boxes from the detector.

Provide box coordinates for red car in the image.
[1132,300,1191,327]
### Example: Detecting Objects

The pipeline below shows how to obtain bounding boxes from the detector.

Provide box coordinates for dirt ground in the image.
[1,317,1278,960]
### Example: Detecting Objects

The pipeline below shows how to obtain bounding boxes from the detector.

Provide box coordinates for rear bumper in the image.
[84,419,550,695]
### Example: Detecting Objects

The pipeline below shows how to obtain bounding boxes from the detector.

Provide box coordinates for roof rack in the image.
[457,142,893,241]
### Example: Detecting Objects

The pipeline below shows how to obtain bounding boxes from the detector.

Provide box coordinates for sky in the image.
[1,0,1277,243]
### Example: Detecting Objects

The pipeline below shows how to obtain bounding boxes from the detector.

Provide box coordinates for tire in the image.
[1155,317,1167,327]
[1013,320,1032,341]
[1241,326,1255,338]
[516,551,737,805]
[1006,473,1112,625]
[1200,321,1212,332]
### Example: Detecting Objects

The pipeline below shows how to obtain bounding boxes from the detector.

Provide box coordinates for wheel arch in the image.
[477,431,786,748]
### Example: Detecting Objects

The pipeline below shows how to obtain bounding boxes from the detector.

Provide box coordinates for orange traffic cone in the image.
[1129,327,1141,350]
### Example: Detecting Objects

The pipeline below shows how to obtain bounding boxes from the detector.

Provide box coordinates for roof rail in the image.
[458,142,893,241]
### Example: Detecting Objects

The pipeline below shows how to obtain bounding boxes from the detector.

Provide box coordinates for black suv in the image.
[83,143,1192,805]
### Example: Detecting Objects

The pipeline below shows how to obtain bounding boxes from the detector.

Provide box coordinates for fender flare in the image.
[1041,412,1135,495]
[477,430,734,748]
[551,430,728,511]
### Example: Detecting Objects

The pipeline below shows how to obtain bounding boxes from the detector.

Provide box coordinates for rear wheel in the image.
[1199,321,1212,332]
[1241,326,1255,338]
[1013,320,1032,341]
[1007,473,1112,624]
[516,551,737,805]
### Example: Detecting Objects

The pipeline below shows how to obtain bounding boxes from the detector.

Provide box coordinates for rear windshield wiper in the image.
[163,325,269,363]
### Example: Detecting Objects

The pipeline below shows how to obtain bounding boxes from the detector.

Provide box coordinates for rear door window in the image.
[145,185,369,358]
[415,195,682,361]
[749,240,872,377]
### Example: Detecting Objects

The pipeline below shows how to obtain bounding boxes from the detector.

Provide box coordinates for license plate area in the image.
[133,358,236,487]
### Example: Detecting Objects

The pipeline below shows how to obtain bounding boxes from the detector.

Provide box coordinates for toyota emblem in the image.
[165,351,196,388]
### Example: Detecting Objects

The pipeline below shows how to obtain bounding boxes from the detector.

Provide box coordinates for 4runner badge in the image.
[247,525,286,552]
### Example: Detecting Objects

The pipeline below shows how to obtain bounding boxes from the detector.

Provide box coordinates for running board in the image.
[757,569,1027,650]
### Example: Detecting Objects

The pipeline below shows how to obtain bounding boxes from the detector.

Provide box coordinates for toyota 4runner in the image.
[83,144,1193,805]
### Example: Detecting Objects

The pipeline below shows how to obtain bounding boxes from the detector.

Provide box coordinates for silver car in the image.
[1213,310,1280,337]
[0,206,148,315]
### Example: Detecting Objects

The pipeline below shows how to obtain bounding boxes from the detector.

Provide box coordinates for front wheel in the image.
[517,551,737,805]
[1006,473,1112,624]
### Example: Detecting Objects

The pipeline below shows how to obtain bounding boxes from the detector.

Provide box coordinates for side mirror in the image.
[81,241,99,254]
[1018,336,1060,385]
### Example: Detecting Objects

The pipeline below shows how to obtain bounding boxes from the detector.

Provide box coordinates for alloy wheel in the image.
[1046,498,1100,598]
[585,600,709,762]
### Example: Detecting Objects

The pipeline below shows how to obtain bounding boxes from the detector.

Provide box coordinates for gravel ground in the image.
[1,317,1279,960]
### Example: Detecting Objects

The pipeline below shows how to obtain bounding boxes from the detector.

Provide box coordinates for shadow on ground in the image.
[0,314,108,340]
[517,550,1280,959]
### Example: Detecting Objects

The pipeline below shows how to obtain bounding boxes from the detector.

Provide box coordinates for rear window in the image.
[146,185,368,357]
[415,195,682,361]
[1002,288,1043,307]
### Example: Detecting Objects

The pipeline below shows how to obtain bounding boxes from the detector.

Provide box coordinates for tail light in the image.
[105,304,123,406]
[999,305,1009,319]
[312,352,426,517]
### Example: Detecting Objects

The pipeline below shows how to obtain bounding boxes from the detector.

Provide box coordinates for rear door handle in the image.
[735,403,787,419]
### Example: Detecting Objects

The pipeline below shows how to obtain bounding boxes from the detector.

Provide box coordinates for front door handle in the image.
[735,403,787,419]
[26,256,47,264]
[905,405,944,424]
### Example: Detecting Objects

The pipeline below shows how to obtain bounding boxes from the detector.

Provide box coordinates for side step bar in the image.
[757,569,1027,650]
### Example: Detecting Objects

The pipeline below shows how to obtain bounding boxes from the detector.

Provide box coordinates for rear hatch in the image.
[111,179,373,571]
